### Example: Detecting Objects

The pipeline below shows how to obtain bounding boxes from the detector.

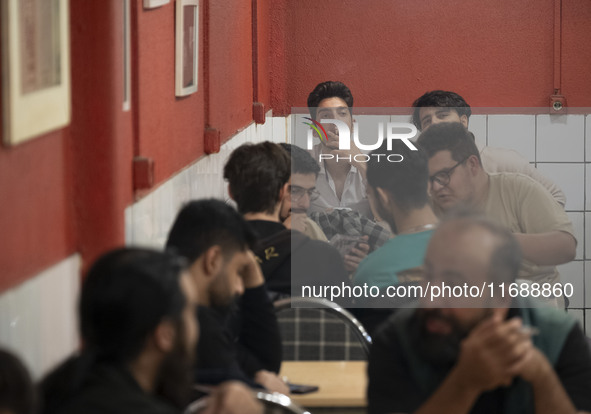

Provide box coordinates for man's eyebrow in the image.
[317,106,348,113]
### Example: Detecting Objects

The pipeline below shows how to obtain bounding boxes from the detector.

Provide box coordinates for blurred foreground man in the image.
[40,248,262,414]
[367,214,591,414]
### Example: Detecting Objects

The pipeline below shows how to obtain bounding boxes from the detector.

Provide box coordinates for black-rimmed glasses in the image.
[429,157,469,187]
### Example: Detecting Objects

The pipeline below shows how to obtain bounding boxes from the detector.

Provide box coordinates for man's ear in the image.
[460,114,469,128]
[466,154,481,175]
[153,320,176,353]
[375,187,391,208]
[279,182,290,202]
[203,245,224,278]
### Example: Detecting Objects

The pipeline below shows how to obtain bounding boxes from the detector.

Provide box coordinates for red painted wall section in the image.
[134,1,205,185]
[255,0,272,107]
[208,0,254,143]
[562,0,591,107]
[270,0,591,114]
[69,1,133,272]
[0,130,76,291]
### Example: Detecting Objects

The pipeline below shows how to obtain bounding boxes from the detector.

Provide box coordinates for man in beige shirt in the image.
[417,123,576,307]
[412,90,566,207]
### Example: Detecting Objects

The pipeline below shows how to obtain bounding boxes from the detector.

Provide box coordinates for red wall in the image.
[270,0,591,114]
[2,0,590,292]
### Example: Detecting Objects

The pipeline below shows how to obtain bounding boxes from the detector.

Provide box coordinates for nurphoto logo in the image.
[303,118,419,163]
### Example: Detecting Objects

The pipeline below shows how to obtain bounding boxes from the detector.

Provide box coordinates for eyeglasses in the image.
[290,185,320,202]
[429,157,469,187]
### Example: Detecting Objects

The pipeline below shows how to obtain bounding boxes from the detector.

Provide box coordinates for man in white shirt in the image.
[412,90,566,206]
[306,81,373,218]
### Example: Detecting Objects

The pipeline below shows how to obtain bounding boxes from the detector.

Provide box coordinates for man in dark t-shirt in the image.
[223,142,347,298]
[367,214,591,414]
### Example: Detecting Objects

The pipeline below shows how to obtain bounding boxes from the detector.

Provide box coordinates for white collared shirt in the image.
[309,144,372,218]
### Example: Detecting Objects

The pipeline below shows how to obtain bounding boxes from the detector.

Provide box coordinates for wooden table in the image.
[280,361,367,409]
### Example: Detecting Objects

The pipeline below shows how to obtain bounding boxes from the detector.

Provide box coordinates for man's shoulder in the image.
[481,146,530,170]
[489,171,544,192]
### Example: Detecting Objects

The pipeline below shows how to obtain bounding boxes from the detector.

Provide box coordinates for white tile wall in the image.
[468,115,487,149]
[559,261,584,308]
[536,163,585,211]
[566,212,584,260]
[585,115,591,162]
[536,114,585,162]
[124,111,591,334]
[487,115,536,162]
[0,254,80,379]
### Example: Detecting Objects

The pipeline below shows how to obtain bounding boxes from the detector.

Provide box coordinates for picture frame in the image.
[175,0,199,97]
[1,0,71,146]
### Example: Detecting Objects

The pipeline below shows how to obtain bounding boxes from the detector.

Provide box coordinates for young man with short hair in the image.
[223,142,347,297]
[166,199,287,394]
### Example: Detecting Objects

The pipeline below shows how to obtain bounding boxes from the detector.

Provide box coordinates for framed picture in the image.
[175,0,199,97]
[1,0,71,146]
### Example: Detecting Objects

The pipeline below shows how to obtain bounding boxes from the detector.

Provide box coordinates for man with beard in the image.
[166,199,288,394]
[40,248,200,413]
[367,214,591,414]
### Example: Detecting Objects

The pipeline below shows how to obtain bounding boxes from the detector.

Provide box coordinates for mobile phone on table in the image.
[288,382,319,394]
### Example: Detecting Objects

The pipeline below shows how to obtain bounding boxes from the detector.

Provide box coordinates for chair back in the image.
[274,296,371,360]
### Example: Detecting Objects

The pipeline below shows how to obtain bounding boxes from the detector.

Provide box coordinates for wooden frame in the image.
[1,0,71,145]
[175,0,199,97]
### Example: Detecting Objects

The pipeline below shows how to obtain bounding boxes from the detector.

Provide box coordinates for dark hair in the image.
[0,349,35,414]
[80,248,188,363]
[280,143,320,177]
[39,248,188,414]
[307,81,354,120]
[411,90,472,130]
[366,142,430,212]
[416,123,482,166]
[166,199,256,263]
[440,210,521,285]
[223,142,291,215]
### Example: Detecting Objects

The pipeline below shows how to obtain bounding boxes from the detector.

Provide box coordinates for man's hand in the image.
[283,213,308,233]
[254,370,290,395]
[202,381,263,414]
[240,250,265,289]
[344,236,370,273]
[454,312,533,393]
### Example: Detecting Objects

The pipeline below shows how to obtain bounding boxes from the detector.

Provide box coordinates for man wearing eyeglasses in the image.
[278,143,327,241]
[417,123,576,308]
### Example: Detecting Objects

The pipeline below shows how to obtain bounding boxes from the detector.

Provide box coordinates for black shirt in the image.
[248,220,348,297]
[194,285,282,387]
[367,310,591,414]
[42,361,179,414]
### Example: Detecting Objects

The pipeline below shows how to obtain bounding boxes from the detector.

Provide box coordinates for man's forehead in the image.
[420,107,453,117]
[317,96,349,109]
[291,173,316,187]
